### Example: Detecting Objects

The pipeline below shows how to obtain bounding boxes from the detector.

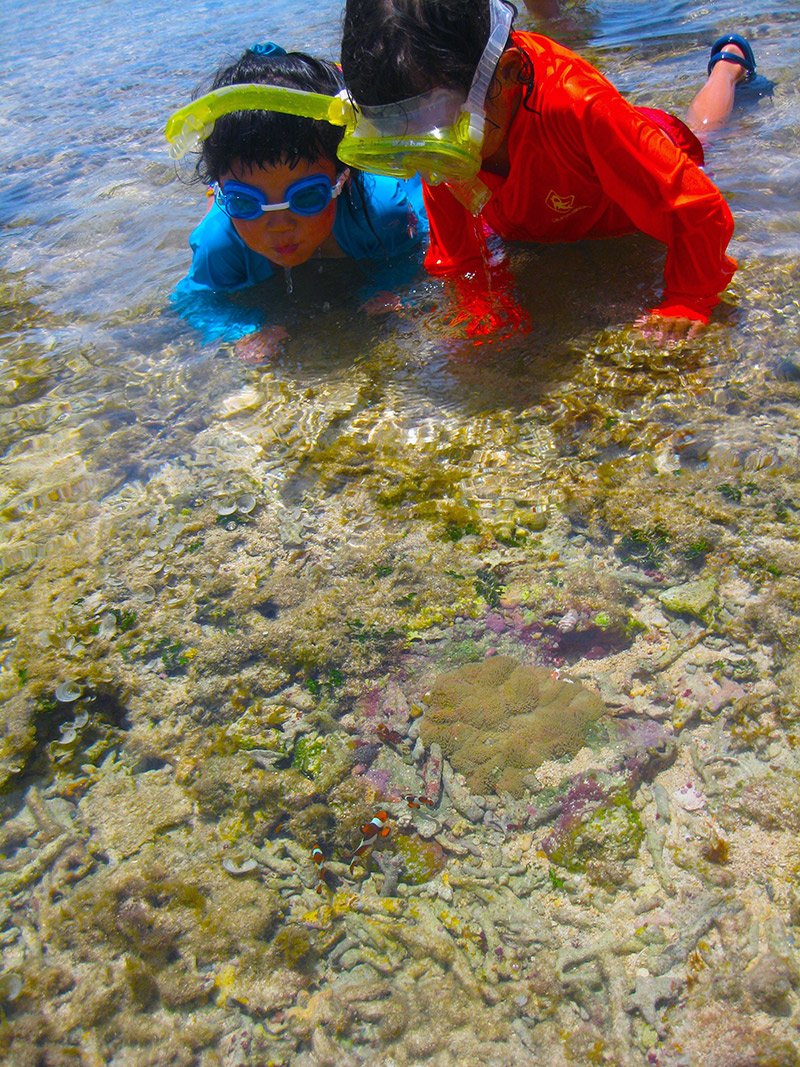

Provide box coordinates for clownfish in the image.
[404,794,435,810]
[310,846,327,894]
[349,810,391,872]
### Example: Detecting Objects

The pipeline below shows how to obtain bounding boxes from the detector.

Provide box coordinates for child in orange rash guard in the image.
[340,0,766,340]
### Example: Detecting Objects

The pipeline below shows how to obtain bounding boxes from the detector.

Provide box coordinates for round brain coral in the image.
[420,656,603,797]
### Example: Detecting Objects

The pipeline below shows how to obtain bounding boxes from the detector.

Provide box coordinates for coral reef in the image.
[420,655,603,795]
[3,213,800,1067]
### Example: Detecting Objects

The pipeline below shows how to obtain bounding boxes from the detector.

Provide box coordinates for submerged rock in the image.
[724,769,800,831]
[391,832,448,884]
[79,769,192,858]
[420,656,603,797]
[658,578,717,621]
[0,692,36,788]
[543,783,644,886]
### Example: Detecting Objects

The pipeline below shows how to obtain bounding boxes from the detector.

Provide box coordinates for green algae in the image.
[122,957,160,1009]
[547,792,644,885]
[475,568,504,608]
[224,702,291,753]
[291,732,355,793]
[292,735,326,777]
[272,926,321,972]
[618,525,669,567]
[391,832,447,884]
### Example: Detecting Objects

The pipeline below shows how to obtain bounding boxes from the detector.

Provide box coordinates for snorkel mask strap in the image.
[447,0,514,215]
[461,0,515,144]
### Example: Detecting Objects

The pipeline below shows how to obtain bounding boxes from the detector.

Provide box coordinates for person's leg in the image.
[686,39,750,134]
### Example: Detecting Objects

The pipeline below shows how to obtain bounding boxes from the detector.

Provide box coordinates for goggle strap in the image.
[258,168,349,212]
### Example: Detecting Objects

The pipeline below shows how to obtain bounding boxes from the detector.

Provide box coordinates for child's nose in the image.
[262,208,295,231]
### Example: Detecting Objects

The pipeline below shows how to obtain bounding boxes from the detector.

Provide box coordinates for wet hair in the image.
[341,0,534,107]
[196,49,348,184]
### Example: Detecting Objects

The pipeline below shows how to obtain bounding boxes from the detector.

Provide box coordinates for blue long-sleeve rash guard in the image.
[172,173,428,342]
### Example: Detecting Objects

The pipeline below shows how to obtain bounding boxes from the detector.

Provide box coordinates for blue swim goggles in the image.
[213,170,349,220]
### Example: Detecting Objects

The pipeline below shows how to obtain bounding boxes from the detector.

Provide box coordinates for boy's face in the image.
[221,157,340,267]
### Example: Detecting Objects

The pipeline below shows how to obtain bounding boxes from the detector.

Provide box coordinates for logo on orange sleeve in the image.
[546,190,576,213]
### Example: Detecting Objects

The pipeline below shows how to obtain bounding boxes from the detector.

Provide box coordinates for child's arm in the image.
[340,174,435,320]
[580,94,736,325]
[170,284,266,344]
[181,202,275,293]
[172,203,287,354]
[422,183,530,339]
[422,181,486,276]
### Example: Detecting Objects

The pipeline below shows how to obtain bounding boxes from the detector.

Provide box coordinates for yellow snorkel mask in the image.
[337,0,514,212]
[165,0,513,214]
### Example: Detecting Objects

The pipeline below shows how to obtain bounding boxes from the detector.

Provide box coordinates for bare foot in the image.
[635,312,704,345]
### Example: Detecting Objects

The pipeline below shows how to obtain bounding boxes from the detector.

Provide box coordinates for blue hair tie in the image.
[250,42,286,56]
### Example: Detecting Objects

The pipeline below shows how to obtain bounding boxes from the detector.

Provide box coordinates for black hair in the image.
[196,49,348,184]
[340,0,535,109]
[194,47,388,258]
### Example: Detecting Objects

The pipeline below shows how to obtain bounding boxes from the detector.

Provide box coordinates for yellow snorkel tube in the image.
[165,83,481,184]
[164,84,356,160]
[164,83,485,209]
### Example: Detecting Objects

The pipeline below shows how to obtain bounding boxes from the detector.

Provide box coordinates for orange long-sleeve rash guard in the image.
[424,32,737,322]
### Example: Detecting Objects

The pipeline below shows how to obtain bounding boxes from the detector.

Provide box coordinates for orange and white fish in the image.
[310,846,328,894]
[404,794,435,810]
[349,810,391,872]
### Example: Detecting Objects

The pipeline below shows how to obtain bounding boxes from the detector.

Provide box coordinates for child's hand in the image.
[635,313,704,345]
[445,271,531,342]
[235,325,289,363]
[360,291,404,315]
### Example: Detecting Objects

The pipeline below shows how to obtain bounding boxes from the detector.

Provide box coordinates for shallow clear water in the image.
[1,0,798,500]
[2,1,800,1064]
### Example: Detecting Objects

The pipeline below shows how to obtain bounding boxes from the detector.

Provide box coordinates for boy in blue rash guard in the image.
[172,45,428,360]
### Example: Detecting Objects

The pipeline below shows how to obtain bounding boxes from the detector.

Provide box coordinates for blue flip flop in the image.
[708,33,756,78]
[707,33,775,103]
